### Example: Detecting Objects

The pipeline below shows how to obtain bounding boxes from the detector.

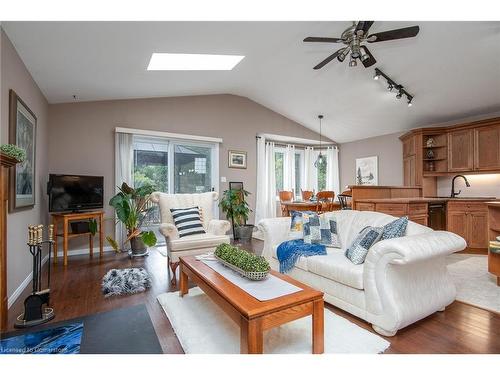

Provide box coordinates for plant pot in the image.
[234,224,254,243]
[130,236,148,257]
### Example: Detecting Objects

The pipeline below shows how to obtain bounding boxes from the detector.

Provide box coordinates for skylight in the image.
[147,53,245,71]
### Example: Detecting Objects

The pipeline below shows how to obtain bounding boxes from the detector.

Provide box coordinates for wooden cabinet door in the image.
[448,129,474,172]
[447,211,468,244]
[403,155,416,186]
[474,125,500,171]
[402,136,416,158]
[468,212,488,248]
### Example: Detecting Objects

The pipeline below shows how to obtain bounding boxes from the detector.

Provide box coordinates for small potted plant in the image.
[108,182,157,256]
[0,144,26,163]
[219,188,254,243]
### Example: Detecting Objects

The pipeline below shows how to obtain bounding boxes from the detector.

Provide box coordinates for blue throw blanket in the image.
[276,239,327,274]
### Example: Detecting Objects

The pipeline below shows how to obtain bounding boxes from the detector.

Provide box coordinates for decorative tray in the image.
[215,255,269,281]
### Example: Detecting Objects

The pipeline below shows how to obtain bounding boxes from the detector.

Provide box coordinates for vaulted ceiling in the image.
[3,21,500,142]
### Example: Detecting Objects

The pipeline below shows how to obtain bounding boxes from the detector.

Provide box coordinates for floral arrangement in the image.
[214,243,270,273]
[0,144,26,162]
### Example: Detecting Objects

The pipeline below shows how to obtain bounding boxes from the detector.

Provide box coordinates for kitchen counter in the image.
[355,197,498,203]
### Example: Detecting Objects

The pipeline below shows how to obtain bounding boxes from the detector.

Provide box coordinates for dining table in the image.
[281,200,341,216]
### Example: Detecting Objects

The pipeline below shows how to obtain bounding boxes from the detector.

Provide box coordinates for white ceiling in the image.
[3,21,500,143]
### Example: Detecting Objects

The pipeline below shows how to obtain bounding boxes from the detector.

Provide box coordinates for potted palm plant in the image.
[219,188,253,243]
[108,182,157,256]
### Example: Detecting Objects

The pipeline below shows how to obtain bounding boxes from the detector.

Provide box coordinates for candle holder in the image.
[14,224,55,328]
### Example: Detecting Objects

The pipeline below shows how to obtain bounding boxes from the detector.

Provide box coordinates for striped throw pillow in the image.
[170,206,206,238]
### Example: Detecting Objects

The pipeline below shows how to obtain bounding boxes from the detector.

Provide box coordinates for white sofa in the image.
[258,210,466,336]
[151,191,231,283]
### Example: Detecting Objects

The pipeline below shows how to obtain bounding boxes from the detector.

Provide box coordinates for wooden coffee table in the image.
[179,255,324,354]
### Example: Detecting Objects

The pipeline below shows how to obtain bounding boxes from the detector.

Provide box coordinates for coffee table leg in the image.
[312,299,324,354]
[179,263,189,297]
[240,317,263,354]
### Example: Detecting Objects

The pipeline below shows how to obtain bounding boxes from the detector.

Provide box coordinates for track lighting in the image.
[373,68,414,108]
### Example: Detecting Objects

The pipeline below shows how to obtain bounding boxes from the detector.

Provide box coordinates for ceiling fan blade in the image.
[360,46,376,68]
[355,21,374,35]
[313,48,345,70]
[304,36,343,43]
[367,26,420,43]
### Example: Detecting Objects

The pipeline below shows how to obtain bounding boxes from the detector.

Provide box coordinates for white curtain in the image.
[115,132,134,245]
[283,144,296,193]
[326,146,340,200]
[303,146,317,191]
[255,139,277,223]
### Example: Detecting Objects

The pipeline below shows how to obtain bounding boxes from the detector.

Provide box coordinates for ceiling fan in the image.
[304,21,420,69]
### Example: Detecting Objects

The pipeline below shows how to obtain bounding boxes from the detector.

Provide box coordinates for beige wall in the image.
[1,29,50,300]
[48,94,321,248]
[339,131,404,189]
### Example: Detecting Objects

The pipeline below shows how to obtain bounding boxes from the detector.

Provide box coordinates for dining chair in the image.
[316,191,335,213]
[279,191,294,216]
[301,189,314,201]
[337,190,352,210]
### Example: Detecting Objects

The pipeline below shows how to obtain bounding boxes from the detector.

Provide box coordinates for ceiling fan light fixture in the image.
[349,57,357,67]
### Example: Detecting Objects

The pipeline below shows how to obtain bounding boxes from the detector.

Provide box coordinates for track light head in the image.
[396,91,403,99]
[373,72,380,80]
[407,97,413,107]
[387,84,393,91]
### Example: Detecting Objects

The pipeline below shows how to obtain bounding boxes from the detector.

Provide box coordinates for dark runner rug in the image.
[0,304,162,354]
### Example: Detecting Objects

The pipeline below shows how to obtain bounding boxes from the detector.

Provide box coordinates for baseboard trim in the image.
[8,253,49,309]
[8,246,116,309]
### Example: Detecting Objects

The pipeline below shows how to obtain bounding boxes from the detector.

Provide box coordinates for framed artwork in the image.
[9,90,37,212]
[228,150,247,169]
[355,156,378,186]
[229,181,244,190]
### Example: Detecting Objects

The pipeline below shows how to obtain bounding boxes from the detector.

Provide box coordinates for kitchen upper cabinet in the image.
[402,136,416,158]
[448,129,474,172]
[474,125,500,171]
[403,155,416,186]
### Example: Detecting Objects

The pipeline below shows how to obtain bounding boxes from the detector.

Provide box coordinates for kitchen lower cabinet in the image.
[447,202,489,250]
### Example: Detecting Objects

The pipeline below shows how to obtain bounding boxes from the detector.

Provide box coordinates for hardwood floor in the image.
[4,241,500,354]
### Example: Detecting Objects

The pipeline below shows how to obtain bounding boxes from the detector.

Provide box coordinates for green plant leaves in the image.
[141,231,157,247]
[214,243,269,273]
[219,188,252,227]
[106,236,121,253]
[88,219,97,236]
[0,144,26,162]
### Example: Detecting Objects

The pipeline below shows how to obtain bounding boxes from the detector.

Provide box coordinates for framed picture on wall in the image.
[9,90,37,212]
[228,150,247,169]
[355,156,378,186]
[229,181,244,190]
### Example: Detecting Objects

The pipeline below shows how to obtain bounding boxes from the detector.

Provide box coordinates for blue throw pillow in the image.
[290,210,315,232]
[303,214,341,248]
[345,226,383,265]
[382,216,408,240]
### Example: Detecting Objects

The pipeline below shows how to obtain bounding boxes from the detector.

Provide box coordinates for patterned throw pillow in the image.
[170,206,206,238]
[303,214,341,248]
[345,226,383,265]
[382,216,408,240]
[290,210,315,232]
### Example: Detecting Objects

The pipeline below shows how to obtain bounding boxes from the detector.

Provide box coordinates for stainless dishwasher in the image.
[428,202,446,231]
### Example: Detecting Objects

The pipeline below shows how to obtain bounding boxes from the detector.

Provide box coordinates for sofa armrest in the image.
[366,231,466,266]
[207,219,231,235]
[159,223,179,241]
[257,217,292,260]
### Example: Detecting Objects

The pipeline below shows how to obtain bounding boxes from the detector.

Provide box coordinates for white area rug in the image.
[157,287,390,354]
[446,254,500,313]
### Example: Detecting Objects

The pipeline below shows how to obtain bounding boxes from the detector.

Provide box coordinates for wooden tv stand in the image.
[51,211,104,266]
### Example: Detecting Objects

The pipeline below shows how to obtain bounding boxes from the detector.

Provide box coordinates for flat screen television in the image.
[48,174,104,212]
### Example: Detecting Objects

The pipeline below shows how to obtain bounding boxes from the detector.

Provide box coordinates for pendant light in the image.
[314,115,326,168]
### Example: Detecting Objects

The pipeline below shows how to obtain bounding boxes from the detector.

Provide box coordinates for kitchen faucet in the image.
[451,175,470,198]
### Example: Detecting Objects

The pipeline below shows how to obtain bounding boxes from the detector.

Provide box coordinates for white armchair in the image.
[150,191,231,284]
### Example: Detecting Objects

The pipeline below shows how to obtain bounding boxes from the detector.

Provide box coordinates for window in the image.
[133,138,169,192]
[275,150,284,193]
[174,144,212,193]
